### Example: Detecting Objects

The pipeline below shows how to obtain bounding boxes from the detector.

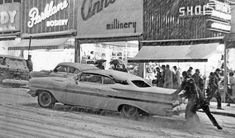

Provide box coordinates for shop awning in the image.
[128,43,222,63]
[8,38,74,50]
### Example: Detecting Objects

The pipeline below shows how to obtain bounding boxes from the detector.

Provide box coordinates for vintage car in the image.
[28,69,180,119]
[30,62,98,78]
[0,54,30,87]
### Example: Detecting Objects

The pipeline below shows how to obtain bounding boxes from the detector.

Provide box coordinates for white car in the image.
[28,69,180,119]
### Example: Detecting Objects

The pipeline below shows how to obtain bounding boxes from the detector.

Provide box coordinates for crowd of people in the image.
[150,65,188,89]
[173,66,235,130]
[148,64,235,108]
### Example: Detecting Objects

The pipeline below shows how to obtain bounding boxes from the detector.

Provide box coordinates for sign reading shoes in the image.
[27,0,69,28]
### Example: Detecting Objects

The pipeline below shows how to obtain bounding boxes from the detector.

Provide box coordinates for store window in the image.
[5,0,12,3]
[80,41,139,71]
[0,0,21,4]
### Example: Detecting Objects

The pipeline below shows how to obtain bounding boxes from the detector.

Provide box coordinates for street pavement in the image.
[0,86,235,137]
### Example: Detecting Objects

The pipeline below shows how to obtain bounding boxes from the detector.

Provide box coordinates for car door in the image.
[50,65,68,77]
[65,73,116,110]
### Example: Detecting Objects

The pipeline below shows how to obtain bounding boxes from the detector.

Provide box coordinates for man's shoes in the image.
[217,107,224,110]
[217,126,223,130]
[227,103,230,106]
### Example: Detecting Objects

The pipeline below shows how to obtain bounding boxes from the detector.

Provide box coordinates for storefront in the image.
[0,1,21,55]
[8,0,78,71]
[75,0,143,70]
[130,0,232,80]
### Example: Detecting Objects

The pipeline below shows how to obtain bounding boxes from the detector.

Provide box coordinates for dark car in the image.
[30,62,98,78]
[0,54,30,87]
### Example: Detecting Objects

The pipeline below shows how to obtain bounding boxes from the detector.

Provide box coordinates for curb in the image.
[198,109,235,117]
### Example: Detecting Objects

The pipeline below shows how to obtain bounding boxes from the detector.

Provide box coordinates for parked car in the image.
[30,62,98,78]
[0,54,29,87]
[28,69,180,119]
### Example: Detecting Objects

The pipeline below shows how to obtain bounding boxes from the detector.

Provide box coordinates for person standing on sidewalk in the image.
[206,69,223,110]
[163,65,174,89]
[192,69,204,92]
[26,55,33,72]
[227,71,235,106]
[173,66,181,89]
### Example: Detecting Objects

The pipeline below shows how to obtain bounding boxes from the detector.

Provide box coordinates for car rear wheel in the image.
[120,105,140,120]
[38,91,56,108]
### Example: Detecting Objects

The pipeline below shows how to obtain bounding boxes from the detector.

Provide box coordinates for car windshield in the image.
[5,58,27,70]
[132,80,151,87]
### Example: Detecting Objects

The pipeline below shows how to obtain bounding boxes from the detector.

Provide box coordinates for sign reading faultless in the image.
[0,3,20,32]
[77,0,143,38]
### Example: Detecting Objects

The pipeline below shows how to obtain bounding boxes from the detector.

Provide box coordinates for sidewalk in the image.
[199,102,235,117]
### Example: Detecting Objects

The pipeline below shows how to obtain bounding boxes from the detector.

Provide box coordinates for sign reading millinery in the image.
[0,3,20,32]
[27,0,69,28]
[77,0,143,38]
[179,0,231,33]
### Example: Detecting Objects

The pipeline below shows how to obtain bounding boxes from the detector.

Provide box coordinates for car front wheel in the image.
[38,91,56,108]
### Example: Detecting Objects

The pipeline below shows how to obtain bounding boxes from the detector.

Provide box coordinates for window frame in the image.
[79,73,115,85]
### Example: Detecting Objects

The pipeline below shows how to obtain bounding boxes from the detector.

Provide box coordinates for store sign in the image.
[81,0,116,21]
[27,0,69,28]
[179,0,231,20]
[179,5,211,17]
[77,0,143,38]
[0,3,20,32]
[210,22,231,31]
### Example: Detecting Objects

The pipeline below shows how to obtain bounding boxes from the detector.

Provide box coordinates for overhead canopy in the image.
[8,38,74,50]
[128,43,222,63]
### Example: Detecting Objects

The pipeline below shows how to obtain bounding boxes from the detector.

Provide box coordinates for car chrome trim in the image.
[32,85,172,105]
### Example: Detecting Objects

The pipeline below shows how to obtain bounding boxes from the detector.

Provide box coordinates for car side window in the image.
[68,67,76,73]
[80,73,102,84]
[55,66,67,72]
[103,76,115,84]
[0,57,5,65]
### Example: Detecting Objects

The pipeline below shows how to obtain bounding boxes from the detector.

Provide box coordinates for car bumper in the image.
[27,90,37,97]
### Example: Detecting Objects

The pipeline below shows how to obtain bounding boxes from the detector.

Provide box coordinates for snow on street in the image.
[0,87,234,138]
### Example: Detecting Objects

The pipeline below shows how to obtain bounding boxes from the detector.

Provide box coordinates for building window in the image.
[13,0,21,2]
[5,0,12,3]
